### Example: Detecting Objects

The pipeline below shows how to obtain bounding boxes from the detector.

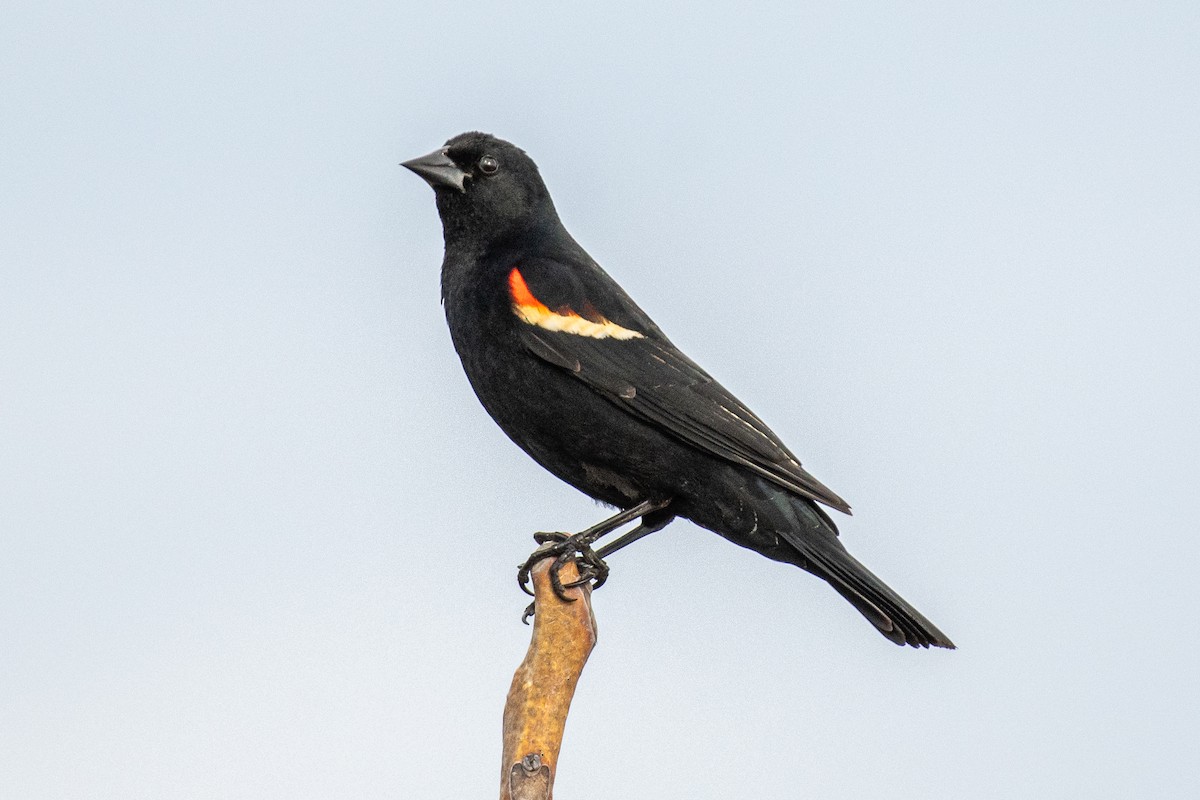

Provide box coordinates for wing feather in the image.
[518,326,852,514]
[509,255,852,515]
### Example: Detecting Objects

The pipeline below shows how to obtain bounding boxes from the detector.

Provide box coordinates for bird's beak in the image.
[401,148,468,193]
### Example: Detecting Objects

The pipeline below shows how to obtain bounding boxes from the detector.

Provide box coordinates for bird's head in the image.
[403,132,558,247]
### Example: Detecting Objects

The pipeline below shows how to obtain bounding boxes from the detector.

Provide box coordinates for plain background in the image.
[3,2,1198,798]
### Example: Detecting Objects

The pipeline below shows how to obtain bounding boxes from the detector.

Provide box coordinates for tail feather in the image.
[826,577,907,646]
[810,541,954,649]
[763,485,955,649]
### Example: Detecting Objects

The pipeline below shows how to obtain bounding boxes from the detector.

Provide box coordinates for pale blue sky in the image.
[2,2,1198,798]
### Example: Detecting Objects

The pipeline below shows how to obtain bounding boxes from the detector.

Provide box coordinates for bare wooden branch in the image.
[500,555,597,800]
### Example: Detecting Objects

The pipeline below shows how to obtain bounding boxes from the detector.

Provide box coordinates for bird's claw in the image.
[516,530,611,620]
[533,531,569,546]
[516,532,568,597]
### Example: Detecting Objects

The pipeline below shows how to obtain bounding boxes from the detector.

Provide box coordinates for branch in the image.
[500,555,597,800]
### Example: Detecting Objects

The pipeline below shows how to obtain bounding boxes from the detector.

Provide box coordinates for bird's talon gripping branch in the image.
[515,498,672,621]
[585,569,608,591]
[517,533,609,617]
[561,573,594,589]
[520,547,596,625]
[518,534,571,596]
[564,551,608,590]
[547,564,576,603]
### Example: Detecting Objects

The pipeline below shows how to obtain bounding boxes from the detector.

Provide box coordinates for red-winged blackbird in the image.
[404,132,954,649]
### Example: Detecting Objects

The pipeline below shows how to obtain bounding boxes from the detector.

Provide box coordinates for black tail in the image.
[759,483,955,649]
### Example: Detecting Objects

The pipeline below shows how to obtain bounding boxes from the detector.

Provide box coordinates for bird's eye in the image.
[479,155,500,175]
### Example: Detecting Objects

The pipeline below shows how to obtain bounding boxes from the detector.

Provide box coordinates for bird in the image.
[403,132,954,649]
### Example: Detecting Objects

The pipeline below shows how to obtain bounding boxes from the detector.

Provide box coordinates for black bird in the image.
[403,132,954,649]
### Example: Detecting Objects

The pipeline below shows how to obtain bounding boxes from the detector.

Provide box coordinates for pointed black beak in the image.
[401,148,468,193]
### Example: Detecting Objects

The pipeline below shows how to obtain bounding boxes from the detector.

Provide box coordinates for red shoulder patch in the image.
[507,268,643,340]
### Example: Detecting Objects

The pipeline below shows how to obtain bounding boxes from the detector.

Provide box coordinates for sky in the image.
[2,2,1198,798]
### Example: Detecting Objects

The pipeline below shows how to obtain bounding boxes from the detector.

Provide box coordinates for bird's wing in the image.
[508,256,852,514]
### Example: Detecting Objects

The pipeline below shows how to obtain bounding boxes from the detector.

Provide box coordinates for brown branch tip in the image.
[500,556,597,800]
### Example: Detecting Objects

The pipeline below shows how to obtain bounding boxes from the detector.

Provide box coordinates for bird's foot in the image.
[517,530,610,618]
[515,498,672,623]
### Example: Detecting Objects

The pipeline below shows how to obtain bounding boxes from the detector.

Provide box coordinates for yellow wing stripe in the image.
[508,268,644,341]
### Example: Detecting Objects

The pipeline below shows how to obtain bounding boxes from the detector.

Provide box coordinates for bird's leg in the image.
[595,508,674,558]
[594,525,654,558]
[517,498,670,610]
